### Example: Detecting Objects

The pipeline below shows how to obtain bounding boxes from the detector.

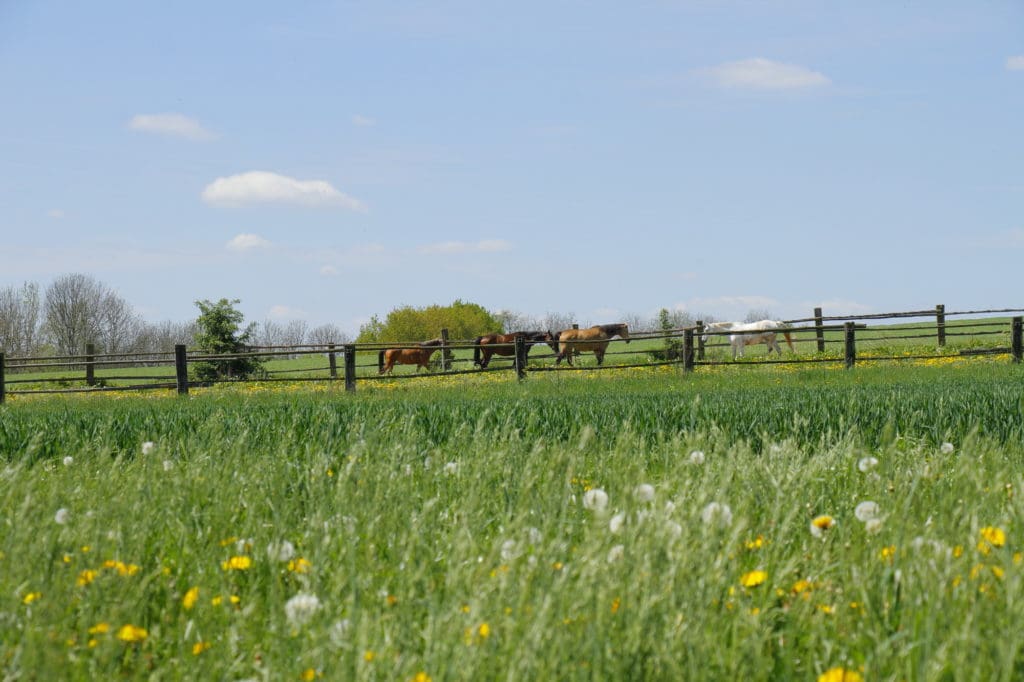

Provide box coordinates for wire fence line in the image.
[0,306,1021,401]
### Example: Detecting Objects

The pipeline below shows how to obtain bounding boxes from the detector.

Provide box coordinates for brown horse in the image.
[473,331,559,369]
[378,339,444,375]
[554,323,630,366]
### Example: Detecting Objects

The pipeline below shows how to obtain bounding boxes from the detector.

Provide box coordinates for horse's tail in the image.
[473,337,482,366]
[782,330,794,352]
[377,350,385,373]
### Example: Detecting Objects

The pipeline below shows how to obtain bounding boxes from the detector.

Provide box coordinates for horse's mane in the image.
[419,338,443,347]
[597,323,626,335]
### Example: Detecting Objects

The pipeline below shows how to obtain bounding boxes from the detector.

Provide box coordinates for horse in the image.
[554,323,630,366]
[701,320,794,359]
[473,331,559,369]
[378,338,444,375]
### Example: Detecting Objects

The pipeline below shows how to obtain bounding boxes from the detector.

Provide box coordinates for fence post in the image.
[814,307,825,353]
[683,329,694,372]
[440,328,452,371]
[936,304,946,347]
[174,344,189,395]
[572,324,580,359]
[328,344,337,379]
[844,322,856,369]
[1012,317,1022,364]
[85,343,95,386]
[0,352,5,404]
[695,321,705,361]
[344,345,357,391]
[514,335,528,380]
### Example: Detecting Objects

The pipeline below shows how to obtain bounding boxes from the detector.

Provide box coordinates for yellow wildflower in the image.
[740,570,768,588]
[478,622,491,639]
[288,557,312,574]
[221,556,252,571]
[22,592,41,605]
[183,586,199,610]
[818,667,863,682]
[77,569,98,586]
[363,650,376,662]
[116,624,148,643]
[978,527,1006,554]
[301,668,316,681]
[412,673,432,682]
[192,641,211,655]
[88,622,110,635]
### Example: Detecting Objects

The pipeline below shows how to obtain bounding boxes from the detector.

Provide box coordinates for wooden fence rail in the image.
[0,308,1021,402]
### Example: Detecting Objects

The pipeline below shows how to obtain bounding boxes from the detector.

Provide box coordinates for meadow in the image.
[2,360,1024,680]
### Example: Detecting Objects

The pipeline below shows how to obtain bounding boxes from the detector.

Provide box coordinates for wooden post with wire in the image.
[0,352,5,404]
[328,344,337,379]
[1012,317,1022,364]
[936,304,946,347]
[85,343,95,386]
[514,335,528,380]
[174,344,189,395]
[344,345,357,391]
[814,307,825,353]
[844,322,856,369]
[695,321,705,361]
[440,328,452,371]
[683,329,695,372]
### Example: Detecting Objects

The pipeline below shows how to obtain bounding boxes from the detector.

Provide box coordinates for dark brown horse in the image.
[378,339,444,375]
[554,323,630,366]
[473,331,558,369]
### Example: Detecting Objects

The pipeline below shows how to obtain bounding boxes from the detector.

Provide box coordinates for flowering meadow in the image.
[2,362,1024,680]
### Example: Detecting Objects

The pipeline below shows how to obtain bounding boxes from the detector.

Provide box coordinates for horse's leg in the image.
[479,349,490,369]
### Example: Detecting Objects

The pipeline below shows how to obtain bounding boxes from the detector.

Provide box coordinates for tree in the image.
[192,298,263,382]
[0,282,41,355]
[44,273,107,355]
[308,323,349,346]
[356,300,502,343]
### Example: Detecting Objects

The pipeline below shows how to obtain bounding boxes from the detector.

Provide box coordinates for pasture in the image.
[3,362,1024,680]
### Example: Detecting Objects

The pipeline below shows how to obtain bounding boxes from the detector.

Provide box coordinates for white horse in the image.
[701,320,794,359]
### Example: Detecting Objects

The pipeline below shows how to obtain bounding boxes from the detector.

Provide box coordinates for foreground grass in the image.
[2,365,1024,680]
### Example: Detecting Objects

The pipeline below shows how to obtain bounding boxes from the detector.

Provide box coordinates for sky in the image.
[1,2,1022,336]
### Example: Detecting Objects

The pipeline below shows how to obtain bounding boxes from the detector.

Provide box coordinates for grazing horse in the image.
[378,338,444,375]
[701,320,794,359]
[473,331,558,369]
[554,323,630,366]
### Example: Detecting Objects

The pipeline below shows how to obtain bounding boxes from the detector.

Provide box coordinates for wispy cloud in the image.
[128,113,217,140]
[202,171,367,211]
[970,227,1024,248]
[700,58,830,90]
[268,304,307,320]
[47,209,64,219]
[1007,56,1024,71]
[417,239,513,255]
[226,233,272,251]
[352,114,376,127]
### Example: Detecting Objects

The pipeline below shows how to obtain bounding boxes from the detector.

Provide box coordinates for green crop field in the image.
[2,360,1024,680]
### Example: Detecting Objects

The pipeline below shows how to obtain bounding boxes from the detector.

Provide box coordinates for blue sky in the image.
[2,2,1022,335]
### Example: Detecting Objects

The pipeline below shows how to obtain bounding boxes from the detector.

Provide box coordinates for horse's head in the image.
[701,321,731,343]
[614,323,631,343]
[543,330,559,352]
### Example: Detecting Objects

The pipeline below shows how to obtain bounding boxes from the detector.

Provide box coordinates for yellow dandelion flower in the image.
[745,535,766,550]
[183,586,199,610]
[88,622,110,635]
[386,594,399,606]
[611,597,621,614]
[552,561,564,571]
[77,569,98,586]
[192,641,211,655]
[211,596,223,606]
[810,515,836,538]
[818,666,864,682]
[979,526,1006,554]
[740,570,768,588]
[879,545,896,561]
[62,554,72,564]
[22,592,41,605]
[817,604,835,615]
[460,604,470,613]
[301,668,316,681]
[116,624,148,643]
[221,556,252,571]
[412,673,432,682]
[791,579,813,594]
[288,557,312,574]
[229,595,241,605]
[363,650,376,662]
[478,622,491,639]
[219,536,238,547]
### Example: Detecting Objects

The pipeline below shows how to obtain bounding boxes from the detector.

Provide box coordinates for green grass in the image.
[3,364,1024,679]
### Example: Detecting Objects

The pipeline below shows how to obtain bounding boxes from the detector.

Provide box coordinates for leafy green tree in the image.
[357,300,502,343]
[192,298,264,382]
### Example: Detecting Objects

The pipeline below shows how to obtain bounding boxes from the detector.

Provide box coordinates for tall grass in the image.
[2,364,1024,680]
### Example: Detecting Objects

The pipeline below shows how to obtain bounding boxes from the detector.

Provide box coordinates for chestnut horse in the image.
[378,338,444,375]
[473,331,559,369]
[554,323,630,366]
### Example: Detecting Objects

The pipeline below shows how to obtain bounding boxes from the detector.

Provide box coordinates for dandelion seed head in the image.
[854,501,880,522]
[689,450,705,465]
[141,441,155,456]
[54,508,71,525]
[857,456,879,472]
[864,518,883,534]
[284,592,321,627]
[633,483,655,503]
[62,456,74,466]
[940,442,955,454]
[701,502,733,528]
[582,488,609,512]
[607,544,624,562]
[443,461,458,476]
[162,460,173,471]
[268,540,296,562]
[609,512,626,534]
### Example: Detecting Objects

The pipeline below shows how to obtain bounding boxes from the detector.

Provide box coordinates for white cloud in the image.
[202,171,367,211]
[971,227,1024,248]
[320,265,340,276]
[268,305,307,320]
[352,114,376,126]
[702,58,830,90]
[47,209,64,219]
[1007,56,1024,71]
[226,233,272,251]
[417,239,513,255]
[128,113,216,140]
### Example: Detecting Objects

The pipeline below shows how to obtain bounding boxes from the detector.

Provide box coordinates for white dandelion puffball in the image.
[285,593,321,627]
[267,540,296,562]
[162,460,173,471]
[54,508,71,525]
[500,539,519,561]
[527,527,542,544]
[141,441,156,455]
[701,502,733,528]
[665,520,683,538]
[582,488,609,512]
[865,518,883,534]
[940,442,955,454]
[609,512,626,534]
[607,544,625,563]
[443,461,458,476]
[854,501,881,522]
[329,619,352,646]
[62,456,74,466]
[857,456,879,473]
[689,450,706,465]
[634,484,655,503]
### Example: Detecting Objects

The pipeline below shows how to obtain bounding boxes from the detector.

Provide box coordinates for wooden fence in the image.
[1,305,1022,402]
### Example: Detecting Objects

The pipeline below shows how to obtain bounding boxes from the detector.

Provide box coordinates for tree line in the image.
[1,272,755,357]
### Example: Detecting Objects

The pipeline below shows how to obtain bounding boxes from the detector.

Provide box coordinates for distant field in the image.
[3,363,1024,679]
